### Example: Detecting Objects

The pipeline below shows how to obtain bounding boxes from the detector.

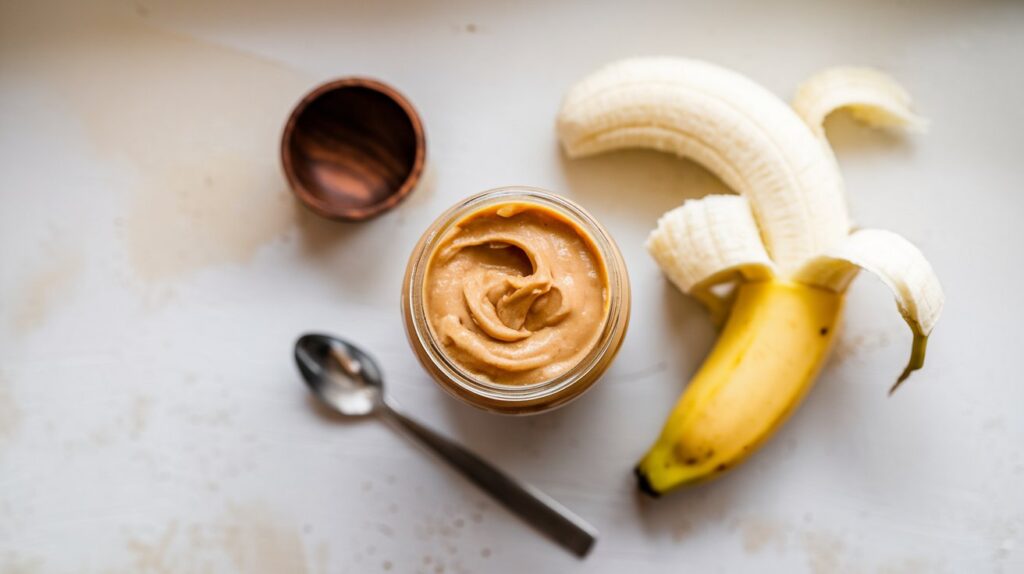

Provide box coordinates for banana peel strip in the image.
[794,229,944,391]
[647,195,775,322]
[793,66,928,136]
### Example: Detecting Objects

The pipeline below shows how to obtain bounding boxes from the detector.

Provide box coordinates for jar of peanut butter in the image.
[402,187,630,414]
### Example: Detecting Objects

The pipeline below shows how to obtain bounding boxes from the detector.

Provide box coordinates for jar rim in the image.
[403,186,629,409]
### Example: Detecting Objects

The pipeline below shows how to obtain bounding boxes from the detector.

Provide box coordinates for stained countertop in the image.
[1,1,1022,572]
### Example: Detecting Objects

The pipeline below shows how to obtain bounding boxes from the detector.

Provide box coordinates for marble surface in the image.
[1,1,1022,572]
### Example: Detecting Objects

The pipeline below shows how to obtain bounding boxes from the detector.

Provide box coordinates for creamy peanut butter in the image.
[423,203,609,386]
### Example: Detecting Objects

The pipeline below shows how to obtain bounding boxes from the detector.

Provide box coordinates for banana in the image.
[556,58,945,495]
[635,280,842,491]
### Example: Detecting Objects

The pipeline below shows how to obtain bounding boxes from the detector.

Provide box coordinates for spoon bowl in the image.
[295,333,383,416]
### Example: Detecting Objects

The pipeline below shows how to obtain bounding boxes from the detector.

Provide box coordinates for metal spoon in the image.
[294,333,597,558]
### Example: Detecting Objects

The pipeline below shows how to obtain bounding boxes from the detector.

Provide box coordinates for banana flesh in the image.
[556,58,945,495]
[558,57,849,272]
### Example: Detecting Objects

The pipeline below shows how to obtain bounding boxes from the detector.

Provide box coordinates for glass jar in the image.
[402,187,630,415]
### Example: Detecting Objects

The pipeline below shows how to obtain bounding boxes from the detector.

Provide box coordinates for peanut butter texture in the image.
[423,203,609,386]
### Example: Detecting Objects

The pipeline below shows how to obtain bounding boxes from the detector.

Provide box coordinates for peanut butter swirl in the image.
[424,203,609,385]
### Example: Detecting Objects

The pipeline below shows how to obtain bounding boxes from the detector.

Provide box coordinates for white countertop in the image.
[1,1,1022,572]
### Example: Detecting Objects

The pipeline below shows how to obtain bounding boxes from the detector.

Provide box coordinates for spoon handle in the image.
[379,404,597,557]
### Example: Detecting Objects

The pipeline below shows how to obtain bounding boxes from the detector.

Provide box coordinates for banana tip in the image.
[634,466,661,498]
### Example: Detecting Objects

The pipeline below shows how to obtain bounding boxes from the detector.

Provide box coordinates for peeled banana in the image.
[556,58,944,495]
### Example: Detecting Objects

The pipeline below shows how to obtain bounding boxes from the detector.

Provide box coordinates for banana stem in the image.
[891,332,928,394]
